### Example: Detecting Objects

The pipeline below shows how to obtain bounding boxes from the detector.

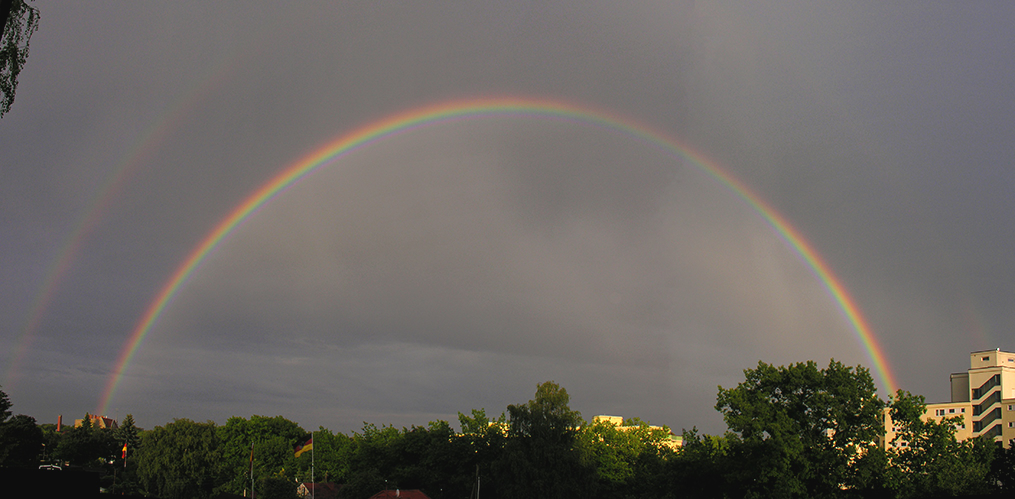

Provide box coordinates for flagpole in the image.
[250,441,255,498]
[311,430,315,499]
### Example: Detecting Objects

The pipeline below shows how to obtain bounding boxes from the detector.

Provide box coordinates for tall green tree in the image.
[0,414,43,467]
[304,427,355,487]
[493,381,597,498]
[576,417,675,498]
[885,390,996,498]
[457,407,507,496]
[715,360,886,498]
[53,413,118,467]
[0,385,11,421]
[108,414,143,495]
[216,415,306,497]
[662,428,738,499]
[341,422,404,499]
[989,444,1015,492]
[114,413,141,461]
[136,418,222,499]
[0,0,39,117]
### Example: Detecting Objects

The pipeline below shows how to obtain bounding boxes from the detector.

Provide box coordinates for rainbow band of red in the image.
[98,96,898,414]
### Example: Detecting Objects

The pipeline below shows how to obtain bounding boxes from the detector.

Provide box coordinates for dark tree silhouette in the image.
[0,0,39,117]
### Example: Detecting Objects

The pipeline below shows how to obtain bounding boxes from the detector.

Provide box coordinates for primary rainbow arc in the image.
[98,96,898,414]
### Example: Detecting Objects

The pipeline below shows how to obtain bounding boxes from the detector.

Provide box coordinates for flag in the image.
[294,437,313,457]
[121,442,127,459]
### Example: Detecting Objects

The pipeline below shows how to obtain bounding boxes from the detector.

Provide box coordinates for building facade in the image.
[885,349,1015,448]
[592,415,683,450]
[72,414,118,430]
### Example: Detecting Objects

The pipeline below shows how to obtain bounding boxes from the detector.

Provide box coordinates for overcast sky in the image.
[2,1,1014,435]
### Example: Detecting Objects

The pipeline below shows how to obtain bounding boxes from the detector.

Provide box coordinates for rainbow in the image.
[98,96,898,414]
[2,58,243,391]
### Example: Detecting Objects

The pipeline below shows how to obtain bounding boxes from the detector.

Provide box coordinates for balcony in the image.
[972,374,1000,400]
[973,407,1002,432]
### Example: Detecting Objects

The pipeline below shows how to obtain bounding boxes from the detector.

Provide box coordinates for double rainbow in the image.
[98,96,898,414]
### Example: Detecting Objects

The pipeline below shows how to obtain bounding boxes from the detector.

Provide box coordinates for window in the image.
[949,408,955,414]
[961,408,966,413]
[935,409,944,416]
[1010,422,1014,428]
[983,356,990,361]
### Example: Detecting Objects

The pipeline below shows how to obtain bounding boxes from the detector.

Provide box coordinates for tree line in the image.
[3,360,1015,498]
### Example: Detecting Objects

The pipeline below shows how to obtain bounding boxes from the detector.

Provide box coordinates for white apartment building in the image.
[885,349,1015,448]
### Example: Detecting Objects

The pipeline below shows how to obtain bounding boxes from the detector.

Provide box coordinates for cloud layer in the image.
[3,2,1014,434]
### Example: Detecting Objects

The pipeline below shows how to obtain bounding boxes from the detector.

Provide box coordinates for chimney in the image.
[57,414,62,432]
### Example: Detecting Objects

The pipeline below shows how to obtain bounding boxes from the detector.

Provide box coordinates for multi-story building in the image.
[72,414,119,430]
[885,349,1015,448]
[593,415,683,450]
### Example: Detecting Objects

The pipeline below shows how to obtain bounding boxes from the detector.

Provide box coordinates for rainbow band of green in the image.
[98,96,898,414]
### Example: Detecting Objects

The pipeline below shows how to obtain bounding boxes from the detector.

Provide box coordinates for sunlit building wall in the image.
[885,349,1015,448]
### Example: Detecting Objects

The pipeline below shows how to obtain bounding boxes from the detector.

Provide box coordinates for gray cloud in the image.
[3,1,1014,434]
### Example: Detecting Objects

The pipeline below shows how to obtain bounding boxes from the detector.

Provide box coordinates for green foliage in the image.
[989,444,1015,491]
[458,408,492,435]
[0,0,39,117]
[111,412,144,493]
[506,380,583,442]
[308,427,355,486]
[216,415,306,496]
[38,423,62,465]
[136,418,222,499]
[336,417,506,499]
[4,369,1009,498]
[114,413,141,467]
[115,413,141,449]
[494,381,597,498]
[0,386,45,468]
[716,360,887,498]
[260,474,300,499]
[576,417,676,498]
[661,428,738,499]
[53,413,118,467]
[0,414,43,467]
[0,385,11,422]
[885,390,996,498]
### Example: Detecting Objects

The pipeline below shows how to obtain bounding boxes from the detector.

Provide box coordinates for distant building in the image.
[592,415,683,450]
[884,349,1015,448]
[73,414,118,430]
[297,482,342,499]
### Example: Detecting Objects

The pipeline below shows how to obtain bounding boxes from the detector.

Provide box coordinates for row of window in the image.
[934,408,966,416]
[981,355,1015,362]
[927,404,1015,418]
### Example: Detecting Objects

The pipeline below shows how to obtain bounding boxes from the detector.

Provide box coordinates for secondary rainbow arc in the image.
[3,59,243,390]
[98,96,898,414]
